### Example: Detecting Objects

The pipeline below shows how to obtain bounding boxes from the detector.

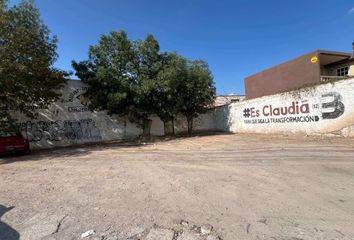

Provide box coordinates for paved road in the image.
[1,133,354,240]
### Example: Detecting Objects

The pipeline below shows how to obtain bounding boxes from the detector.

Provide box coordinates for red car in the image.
[0,130,30,155]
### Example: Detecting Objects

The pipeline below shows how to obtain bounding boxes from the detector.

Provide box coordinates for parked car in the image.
[0,130,30,155]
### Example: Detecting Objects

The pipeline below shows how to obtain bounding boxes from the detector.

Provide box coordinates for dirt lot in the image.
[1,133,354,240]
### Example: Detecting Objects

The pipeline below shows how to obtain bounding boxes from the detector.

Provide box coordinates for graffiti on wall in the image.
[19,119,102,142]
[68,106,89,113]
[66,87,90,113]
[67,87,89,102]
[242,92,345,124]
[0,104,49,111]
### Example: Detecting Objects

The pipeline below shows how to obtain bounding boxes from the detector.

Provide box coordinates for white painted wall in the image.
[10,80,218,149]
[10,80,141,149]
[220,78,354,136]
[150,112,217,136]
[12,77,354,150]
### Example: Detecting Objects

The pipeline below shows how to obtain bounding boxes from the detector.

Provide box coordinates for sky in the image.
[8,0,354,95]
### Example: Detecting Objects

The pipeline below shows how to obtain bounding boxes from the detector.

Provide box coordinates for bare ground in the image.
[1,133,354,240]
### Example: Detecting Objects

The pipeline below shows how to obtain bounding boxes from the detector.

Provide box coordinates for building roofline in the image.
[216,94,245,97]
[245,49,353,80]
[316,49,352,57]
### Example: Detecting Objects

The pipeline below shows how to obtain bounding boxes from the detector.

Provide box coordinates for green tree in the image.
[73,31,163,136]
[156,52,188,134]
[73,30,138,121]
[0,0,67,125]
[73,29,215,136]
[178,60,216,134]
[134,34,162,135]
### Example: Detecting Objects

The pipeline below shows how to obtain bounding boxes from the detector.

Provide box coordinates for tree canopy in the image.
[0,0,67,125]
[73,30,216,136]
[178,60,216,134]
[73,31,137,116]
[73,31,163,134]
[155,52,187,133]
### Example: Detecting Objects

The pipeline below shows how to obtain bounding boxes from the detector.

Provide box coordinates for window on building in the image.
[336,66,349,76]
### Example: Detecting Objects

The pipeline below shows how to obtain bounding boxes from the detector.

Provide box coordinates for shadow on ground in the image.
[0,131,231,165]
[0,205,19,240]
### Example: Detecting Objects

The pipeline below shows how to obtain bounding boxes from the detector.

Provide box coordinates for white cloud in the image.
[349,7,354,14]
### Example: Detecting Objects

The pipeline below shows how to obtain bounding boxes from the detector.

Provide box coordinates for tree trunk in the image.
[186,116,193,135]
[123,116,127,138]
[142,119,152,136]
[163,121,173,135]
[171,117,175,135]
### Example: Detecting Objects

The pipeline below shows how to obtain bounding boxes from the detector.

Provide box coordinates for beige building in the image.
[321,57,354,81]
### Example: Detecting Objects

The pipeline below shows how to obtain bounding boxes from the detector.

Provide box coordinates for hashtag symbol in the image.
[243,108,251,118]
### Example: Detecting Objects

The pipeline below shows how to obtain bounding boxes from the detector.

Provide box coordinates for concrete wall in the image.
[12,77,354,150]
[10,80,218,149]
[221,78,354,136]
[150,112,217,136]
[10,80,142,149]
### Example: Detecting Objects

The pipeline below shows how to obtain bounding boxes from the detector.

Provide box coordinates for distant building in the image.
[245,49,354,99]
[213,95,245,108]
